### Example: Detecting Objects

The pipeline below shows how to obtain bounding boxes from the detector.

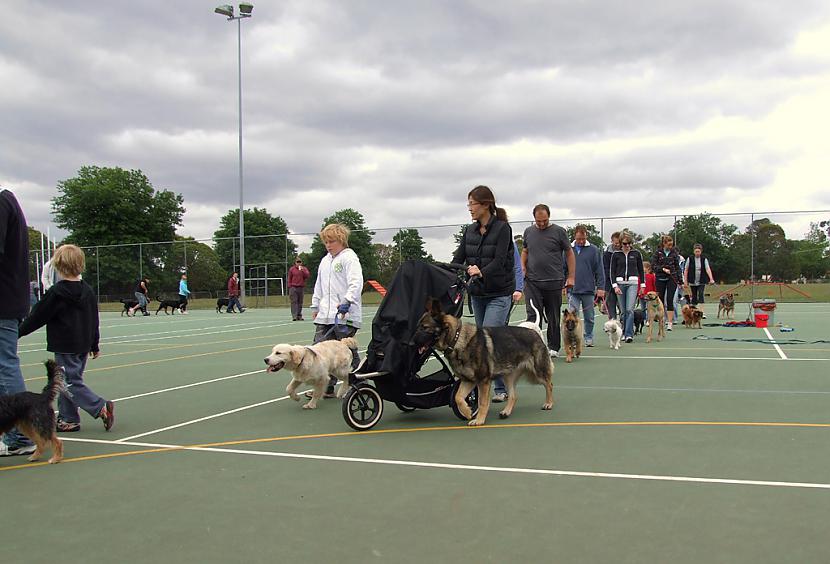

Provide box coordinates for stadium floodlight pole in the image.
[215,3,253,301]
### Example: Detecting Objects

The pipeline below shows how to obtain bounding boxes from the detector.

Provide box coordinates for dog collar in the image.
[443,325,462,353]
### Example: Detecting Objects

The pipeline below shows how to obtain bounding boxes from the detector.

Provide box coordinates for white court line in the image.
[111,369,265,402]
[576,355,825,361]
[115,395,294,442]
[560,385,830,395]
[60,436,830,491]
[763,327,788,360]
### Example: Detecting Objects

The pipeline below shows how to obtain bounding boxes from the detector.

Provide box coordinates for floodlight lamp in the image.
[215,4,234,17]
[239,3,254,15]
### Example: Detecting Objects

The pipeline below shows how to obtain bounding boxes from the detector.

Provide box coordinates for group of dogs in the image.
[119,296,238,315]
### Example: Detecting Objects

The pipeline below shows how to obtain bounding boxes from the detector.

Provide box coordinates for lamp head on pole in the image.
[239,3,254,15]
[214,4,234,18]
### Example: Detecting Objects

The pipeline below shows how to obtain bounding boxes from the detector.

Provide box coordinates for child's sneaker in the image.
[56,418,81,432]
[99,400,115,431]
[0,442,36,456]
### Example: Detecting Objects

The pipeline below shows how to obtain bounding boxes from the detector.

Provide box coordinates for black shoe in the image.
[625,337,633,343]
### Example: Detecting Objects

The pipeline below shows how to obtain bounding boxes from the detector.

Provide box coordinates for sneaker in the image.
[56,418,81,433]
[702,314,707,319]
[549,350,560,358]
[585,340,594,347]
[239,308,247,313]
[667,322,673,331]
[182,311,189,315]
[492,393,507,403]
[99,400,115,431]
[625,336,633,343]
[0,442,36,456]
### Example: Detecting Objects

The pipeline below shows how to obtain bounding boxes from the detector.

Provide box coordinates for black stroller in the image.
[340,260,479,431]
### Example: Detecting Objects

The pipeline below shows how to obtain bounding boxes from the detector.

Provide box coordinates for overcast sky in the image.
[2,0,829,254]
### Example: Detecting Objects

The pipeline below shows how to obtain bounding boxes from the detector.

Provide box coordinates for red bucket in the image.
[755,314,769,328]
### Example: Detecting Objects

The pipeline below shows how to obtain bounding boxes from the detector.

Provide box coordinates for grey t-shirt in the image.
[523,223,570,282]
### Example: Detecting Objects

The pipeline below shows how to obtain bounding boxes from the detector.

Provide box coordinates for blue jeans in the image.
[56,353,105,424]
[227,296,243,312]
[616,284,639,338]
[0,318,33,448]
[568,293,596,343]
[470,295,512,395]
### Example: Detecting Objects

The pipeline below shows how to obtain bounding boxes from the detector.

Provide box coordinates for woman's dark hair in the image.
[468,185,508,222]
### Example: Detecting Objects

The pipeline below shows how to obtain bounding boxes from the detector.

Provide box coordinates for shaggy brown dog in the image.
[413,298,553,426]
[717,293,735,319]
[644,291,666,343]
[561,308,583,363]
[681,304,703,329]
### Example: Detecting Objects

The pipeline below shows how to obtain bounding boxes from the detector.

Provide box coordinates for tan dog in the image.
[561,308,583,363]
[644,291,666,343]
[717,293,735,319]
[681,304,703,329]
[264,338,358,409]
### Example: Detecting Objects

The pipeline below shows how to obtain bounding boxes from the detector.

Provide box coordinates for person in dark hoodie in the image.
[19,244,114,433]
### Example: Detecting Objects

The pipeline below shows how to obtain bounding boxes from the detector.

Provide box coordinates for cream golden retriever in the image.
[264,338,358,409]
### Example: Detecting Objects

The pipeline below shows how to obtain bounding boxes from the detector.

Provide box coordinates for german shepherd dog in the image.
[0,360,65,464]
[718,293,735,319]
[414,298,553,426]
[155,295,184,315]
[644,291,666,343]
[561,308,583,363]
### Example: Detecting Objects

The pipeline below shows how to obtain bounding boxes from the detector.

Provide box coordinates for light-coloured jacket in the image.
[311,248,363,328]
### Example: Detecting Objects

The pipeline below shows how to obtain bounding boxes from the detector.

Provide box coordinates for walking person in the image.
[178,274,191,314]
[521,204,575,358]
[18,244,114,433]
[288,257,310,321]
[453,185,515,401]
[610,235,645,342]
[311,223,363,396]
[0,189,36,457]
[128,276,150,316]
[602,232,622,319]
[684,243,715,317]
[651,235,682,331]
[566,225,605,347]
[227,272,245,313]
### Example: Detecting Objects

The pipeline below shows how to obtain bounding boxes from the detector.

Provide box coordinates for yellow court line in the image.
[3,420,829,472]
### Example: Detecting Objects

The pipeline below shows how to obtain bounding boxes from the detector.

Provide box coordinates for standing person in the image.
[0,189,36,457]
[453,186,515,402]
[288,257,310,321]
[610,235,645,343]
[566,225,606,347]
[227,272,245,313]
[128,276,150,316]
[178,274,191,314]
[651,235,682,331]
[602,232,622,319]
[521,204,575,358]
[19,245,114,432]
[639,261,657,318]
[311,223,363,396]
[684,243,715,317]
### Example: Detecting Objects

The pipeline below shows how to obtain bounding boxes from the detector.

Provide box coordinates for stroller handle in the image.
[433,261,469,274]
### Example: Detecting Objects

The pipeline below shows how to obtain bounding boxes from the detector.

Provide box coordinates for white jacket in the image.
[311,248,363,328]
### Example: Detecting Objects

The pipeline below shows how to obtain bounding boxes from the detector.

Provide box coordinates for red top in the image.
[227,276,239,297]
[639,272,657,297]
[287,265,310,288]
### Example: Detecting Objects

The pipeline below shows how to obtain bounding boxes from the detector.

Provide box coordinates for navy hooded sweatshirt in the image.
[19,280,100,354]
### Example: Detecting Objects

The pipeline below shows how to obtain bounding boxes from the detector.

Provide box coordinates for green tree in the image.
[307,209,378,283]
[213,207,297,283]
[162,237,229,296]
[51,166,184,295]
[393,228,432,262]
[565,223,604,248]
[671,213,739,282]
[373,243,398,286]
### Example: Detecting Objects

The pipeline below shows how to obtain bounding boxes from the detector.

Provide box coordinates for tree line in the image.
[32,166,830,297]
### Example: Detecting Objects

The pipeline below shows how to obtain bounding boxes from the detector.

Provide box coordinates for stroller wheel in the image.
[395,402,416,413]
[342,384,384,431]
[450,380,479,421]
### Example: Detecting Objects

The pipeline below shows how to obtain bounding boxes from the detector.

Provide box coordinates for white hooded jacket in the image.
[311,247,363,328]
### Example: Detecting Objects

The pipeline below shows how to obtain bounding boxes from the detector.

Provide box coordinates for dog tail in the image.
[42,360,67,403]
[339,337,359,350]
[527,299,542,330]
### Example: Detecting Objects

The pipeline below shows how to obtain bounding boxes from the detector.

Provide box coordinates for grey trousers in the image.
[289,287,305,319]
[56,352,105,424]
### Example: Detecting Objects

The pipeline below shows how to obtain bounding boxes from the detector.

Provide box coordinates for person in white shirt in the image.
[683,243,715,317]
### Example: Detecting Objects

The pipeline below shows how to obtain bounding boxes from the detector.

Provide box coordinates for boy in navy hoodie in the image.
[19,244,114,432]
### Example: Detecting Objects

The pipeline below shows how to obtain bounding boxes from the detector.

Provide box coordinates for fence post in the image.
[183,240,187,273]
[139,243,143,279]
[96,246,100,302]
[750,213,755,308]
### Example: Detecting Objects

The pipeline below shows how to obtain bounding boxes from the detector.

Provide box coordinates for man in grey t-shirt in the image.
[521,204,575,357]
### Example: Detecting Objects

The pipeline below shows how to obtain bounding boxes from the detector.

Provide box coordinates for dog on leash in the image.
[120,298,139,316]
[717,293,735,319]
[413,297,553,427]
[681,304,704,329]
[264,338,359,409]
[155,295,184,315]
[561,308,583,363]
[603,319,623,350]
[644,291,666,343]
[0,360,65,464]
[632,309,645,335]
[216,298,230,313]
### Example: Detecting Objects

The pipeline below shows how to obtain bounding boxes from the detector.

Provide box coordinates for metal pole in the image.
[183,241,187,273]
[139,243,143,279]
[750,213,755,318]
[96,247,100,302]
[237,16,246,302]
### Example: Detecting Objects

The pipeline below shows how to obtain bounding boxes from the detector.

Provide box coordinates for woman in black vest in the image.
[683,243,715,312]
[651,235,681,331]
[452,185,515,401]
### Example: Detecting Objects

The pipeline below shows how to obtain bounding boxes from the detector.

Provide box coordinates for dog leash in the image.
[692,335,830,345]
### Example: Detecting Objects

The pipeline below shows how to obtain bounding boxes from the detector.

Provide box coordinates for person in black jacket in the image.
[19,244,114,433]
[651,235,682,331]
[609,235,645,342]
[452,185,515,402]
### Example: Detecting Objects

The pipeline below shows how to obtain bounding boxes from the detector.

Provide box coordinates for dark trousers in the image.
[655,278,677,315]
[313,323,360,391]
[524,279,563,352]
[179,294,188,312]
[227,296,243,312]
[289,287,305,320]
[689,284,705,305]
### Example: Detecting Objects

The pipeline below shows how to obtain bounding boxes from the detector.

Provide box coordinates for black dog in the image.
[0,360,65,463]
[120,298,139,316]
[632,309,645,335]
[156,295,184,315]
[216,298,230,313]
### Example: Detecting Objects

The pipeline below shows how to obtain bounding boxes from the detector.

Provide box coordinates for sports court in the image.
[5,302,830,563]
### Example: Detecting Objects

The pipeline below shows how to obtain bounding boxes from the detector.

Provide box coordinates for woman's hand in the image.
[467,265,482,278]
[512,291,522,303]
[614,287,622,295]
[662,267,671,274]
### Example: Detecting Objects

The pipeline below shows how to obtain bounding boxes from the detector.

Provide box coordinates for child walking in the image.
[19,244,114,432]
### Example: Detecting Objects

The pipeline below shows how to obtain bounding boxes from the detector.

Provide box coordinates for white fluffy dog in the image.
[264,338,358,409]
[517,299,545,342]
[603,319,623,350]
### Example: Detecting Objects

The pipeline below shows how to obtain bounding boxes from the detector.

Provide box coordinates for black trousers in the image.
[524,279,563,353]
[689,284,705,305]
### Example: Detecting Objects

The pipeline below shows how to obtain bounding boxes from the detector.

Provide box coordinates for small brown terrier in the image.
[681,304,704,329]
[561,308,583,363]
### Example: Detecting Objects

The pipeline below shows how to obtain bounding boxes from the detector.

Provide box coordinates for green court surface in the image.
[4,303,830,563]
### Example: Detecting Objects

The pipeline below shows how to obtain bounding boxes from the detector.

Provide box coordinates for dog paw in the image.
[289,393,300,402]
[541,403,553,410]
[468,419,485,427]
[498,411,510,419]
[27,454,40,462]
[302,402,317,410]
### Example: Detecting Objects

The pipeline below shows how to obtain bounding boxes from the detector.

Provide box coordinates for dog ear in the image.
[427,297,443,317]
[289,347,304,366]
